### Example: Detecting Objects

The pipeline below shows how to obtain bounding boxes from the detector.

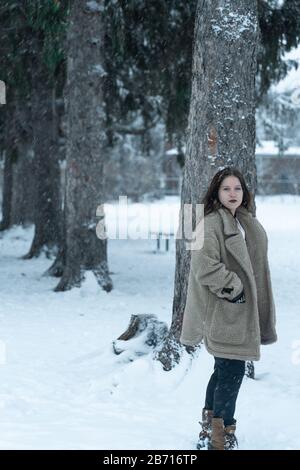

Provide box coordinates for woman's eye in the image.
[223,188,241,191]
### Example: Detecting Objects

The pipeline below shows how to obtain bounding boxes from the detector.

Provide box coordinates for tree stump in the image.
[113,314,168,356]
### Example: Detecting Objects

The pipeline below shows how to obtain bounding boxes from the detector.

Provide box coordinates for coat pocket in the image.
[208,297,247,345]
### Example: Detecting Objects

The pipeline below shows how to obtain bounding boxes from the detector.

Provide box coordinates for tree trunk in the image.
[24,36,61,259]
[0,94,17,231]
[0,149,13,231]
[55,0,112,292]
[10,101,35,226]
[44,200,66,279]
[10,140,35,226]
[44,95,67,278]
[157,0,259,370]
[1,97,37,229]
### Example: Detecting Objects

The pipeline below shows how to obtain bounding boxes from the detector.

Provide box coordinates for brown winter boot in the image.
[209,417,225,450]
[224,421,238,450]
[197,409,213,449]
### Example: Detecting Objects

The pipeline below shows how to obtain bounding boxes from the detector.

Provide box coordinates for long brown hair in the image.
[201,167,254,216]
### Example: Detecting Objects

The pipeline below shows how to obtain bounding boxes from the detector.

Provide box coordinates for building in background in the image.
[162,141,300,196]
[256,141,300,195]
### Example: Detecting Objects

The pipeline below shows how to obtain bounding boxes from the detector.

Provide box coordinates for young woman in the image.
[180,167,277,450]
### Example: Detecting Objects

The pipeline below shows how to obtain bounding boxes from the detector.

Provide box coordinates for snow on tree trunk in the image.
[113,314,169,360]
[55,0,112,292]
[157,0,259,370]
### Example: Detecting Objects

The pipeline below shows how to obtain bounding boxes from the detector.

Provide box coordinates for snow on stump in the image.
[113,314,168,358]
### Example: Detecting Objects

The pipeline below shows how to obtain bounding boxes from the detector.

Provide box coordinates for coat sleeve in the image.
[259,257,277,345]
[190,224,244,301]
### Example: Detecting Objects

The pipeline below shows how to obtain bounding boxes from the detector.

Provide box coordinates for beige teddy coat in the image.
[180,205,277,361]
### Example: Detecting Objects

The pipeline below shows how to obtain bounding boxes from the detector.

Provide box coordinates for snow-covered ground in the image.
[0,195,300,450]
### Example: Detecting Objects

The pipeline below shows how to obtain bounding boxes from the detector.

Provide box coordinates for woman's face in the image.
[217,176,243,216]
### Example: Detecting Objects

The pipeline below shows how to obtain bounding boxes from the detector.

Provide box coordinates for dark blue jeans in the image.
[204,357,245,426]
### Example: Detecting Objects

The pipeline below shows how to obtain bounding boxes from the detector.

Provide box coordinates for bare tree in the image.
[157,0,259,370]
[55,0,112,292]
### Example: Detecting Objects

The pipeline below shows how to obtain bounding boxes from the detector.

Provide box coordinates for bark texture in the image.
[24,36,61,258]
[0,96,16,231]
[157,0,259,370]
[10,101,35,226]
[55,0,112,292]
